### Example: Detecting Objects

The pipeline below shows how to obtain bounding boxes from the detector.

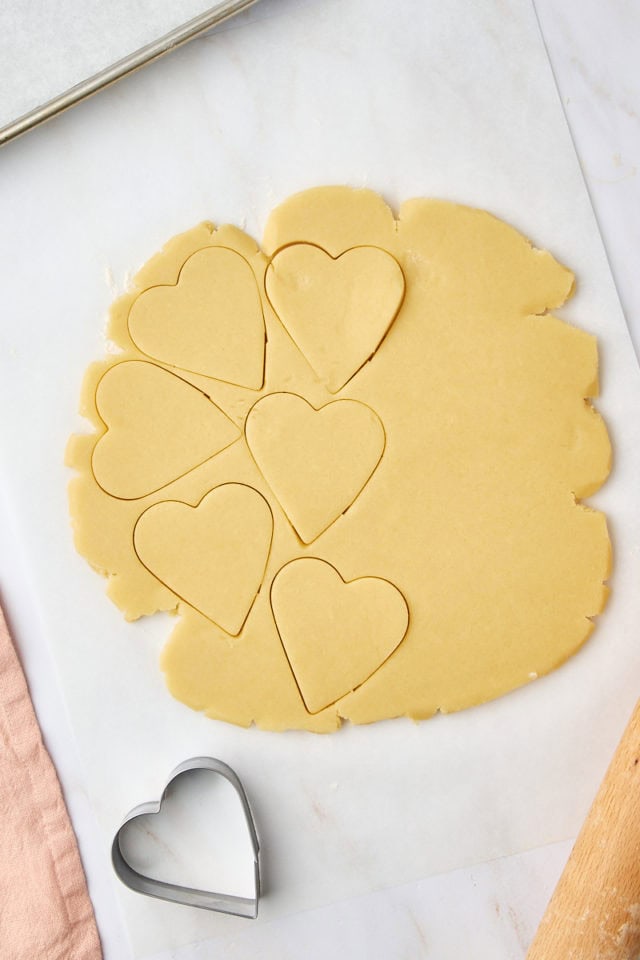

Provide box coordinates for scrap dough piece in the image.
[271,558,409,713]
[134,484,273,636]
[245,392,385,543]
[265,244,405,392]
[92,360,239,499]
[68,187,612,732]
[128,246,265,388]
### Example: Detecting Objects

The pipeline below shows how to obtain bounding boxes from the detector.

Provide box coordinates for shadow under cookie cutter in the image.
[111,756,260,918]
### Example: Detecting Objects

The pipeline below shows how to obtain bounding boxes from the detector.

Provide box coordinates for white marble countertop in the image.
[0,1,638,957]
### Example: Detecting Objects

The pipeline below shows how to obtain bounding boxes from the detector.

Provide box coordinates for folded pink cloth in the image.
[0,603,102,960]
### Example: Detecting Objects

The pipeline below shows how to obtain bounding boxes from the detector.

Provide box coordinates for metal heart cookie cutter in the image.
[112,757,260,918]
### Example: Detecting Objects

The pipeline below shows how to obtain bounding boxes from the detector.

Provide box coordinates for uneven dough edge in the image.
[67,188,612,733]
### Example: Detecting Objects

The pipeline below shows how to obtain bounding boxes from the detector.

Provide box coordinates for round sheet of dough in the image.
[66,188,611,733]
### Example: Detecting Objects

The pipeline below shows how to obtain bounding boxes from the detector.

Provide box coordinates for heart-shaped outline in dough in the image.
[134,483,273,636]
[244,391,386,544]
[271,557,409,714]
[112,757,260,918]
[265,243,405,393]
[128,245,266,389]
[92,360,240,500]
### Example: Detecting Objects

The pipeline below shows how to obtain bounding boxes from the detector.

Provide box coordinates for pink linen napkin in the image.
[0,603,102,960]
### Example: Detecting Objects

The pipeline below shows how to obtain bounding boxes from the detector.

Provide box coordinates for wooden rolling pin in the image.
[527,699,640,960]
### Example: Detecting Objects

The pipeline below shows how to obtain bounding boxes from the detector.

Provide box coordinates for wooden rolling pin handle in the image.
[527,699,640,960]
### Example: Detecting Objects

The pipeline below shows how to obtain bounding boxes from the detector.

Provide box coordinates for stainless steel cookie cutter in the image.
[111,756,260,918]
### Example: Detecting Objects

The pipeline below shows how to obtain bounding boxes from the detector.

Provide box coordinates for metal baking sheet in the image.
[0,0,257,145]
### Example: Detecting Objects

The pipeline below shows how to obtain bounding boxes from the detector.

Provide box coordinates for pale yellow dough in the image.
[265,243,405,393]
[67,189,611,732]
[92,360,239,500]
[134,484,273,636]
[245,392,385,544]
[128,246,265,388]
[271,558,409,713]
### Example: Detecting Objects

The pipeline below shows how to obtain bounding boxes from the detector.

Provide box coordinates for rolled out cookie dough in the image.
[66,187,611,733]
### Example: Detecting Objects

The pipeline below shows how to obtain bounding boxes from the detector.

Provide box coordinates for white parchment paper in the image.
[1,0,640,956]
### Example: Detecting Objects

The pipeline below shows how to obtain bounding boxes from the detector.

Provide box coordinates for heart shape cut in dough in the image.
[134,483,273,636]
[271,558,409,713]
[128,246,265,389]
[245,392,385,543]
[265,244,405,393]
[92,361,239,500]
[112,757,260,917]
